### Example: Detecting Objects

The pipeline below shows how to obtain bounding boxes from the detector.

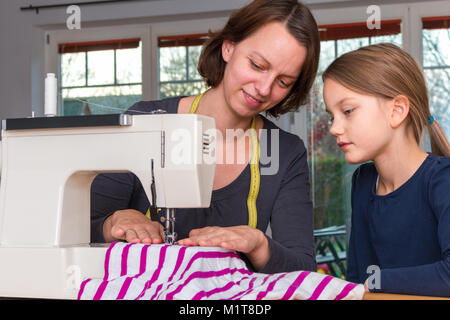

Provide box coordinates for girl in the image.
[91,0,320,274]
[323,43,450,297]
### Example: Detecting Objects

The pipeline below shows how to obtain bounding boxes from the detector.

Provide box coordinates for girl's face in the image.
[323,78,393,164]
[221,21,307,118]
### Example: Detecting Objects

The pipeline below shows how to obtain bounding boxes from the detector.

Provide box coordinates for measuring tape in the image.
[190,91,260,228]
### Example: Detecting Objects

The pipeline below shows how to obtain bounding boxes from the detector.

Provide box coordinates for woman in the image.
[91,0,320,274]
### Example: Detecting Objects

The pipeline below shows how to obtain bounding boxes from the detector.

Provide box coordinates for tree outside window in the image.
[158,34,208,99]
[60,38,142,115]
[422,17,450,138]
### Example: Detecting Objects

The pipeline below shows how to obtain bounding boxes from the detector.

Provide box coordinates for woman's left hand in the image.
[177,225,270,271]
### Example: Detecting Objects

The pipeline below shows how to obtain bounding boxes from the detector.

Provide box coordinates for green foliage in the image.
[311,157,347,229]
[63,95,141,115]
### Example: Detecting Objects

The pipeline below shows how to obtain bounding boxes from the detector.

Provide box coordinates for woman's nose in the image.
[255,74,274,98]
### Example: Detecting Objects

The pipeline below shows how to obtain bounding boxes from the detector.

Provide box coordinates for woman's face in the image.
[221,21,307,118]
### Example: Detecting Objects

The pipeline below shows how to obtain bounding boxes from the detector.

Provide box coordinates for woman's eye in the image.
[250,60,263,70]
[279,79,290,88]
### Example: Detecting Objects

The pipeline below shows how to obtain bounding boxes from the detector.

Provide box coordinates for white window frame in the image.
[45,24,151,115]
[409,0,450,66]
[287,1,450,141]
[43,1,450,122]
[149,17,229,100]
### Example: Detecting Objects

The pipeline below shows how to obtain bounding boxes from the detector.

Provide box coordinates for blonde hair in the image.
[323,43,450,157]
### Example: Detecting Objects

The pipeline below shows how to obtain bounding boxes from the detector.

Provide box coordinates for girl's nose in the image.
[329,118,344,137]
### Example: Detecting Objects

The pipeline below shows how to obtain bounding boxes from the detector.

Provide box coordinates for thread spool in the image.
[0,141,2,177]
[44,73,57,117]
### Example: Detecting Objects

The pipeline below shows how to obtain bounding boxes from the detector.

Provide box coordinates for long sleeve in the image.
[260,137,316,274]
[376,160,450,297]
[90,173,149,243]
[346,166,379,283]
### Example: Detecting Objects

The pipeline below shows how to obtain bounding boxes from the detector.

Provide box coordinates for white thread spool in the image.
[0,141,2,177]
[44,73,57,117]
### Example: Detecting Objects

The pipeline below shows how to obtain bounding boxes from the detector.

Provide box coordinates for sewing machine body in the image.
[0,113,215,299]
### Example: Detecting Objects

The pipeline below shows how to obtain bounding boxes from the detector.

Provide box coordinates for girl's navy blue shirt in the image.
[347,153,450,297]
[90,97,316,274]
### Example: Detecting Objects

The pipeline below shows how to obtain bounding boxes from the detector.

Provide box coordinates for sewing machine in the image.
[0,113,216,299]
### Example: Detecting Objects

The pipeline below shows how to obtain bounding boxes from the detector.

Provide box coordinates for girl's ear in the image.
[389,94,410,128]
[222,40,235,63]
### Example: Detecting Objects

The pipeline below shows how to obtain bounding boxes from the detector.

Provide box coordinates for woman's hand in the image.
[103,209,164,244]
[177,225,270,271]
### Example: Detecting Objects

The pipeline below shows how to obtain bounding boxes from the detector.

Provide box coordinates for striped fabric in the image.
[78,242,364,300]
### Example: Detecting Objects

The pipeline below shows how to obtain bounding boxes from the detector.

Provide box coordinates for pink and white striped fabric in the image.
[78,242,364,300]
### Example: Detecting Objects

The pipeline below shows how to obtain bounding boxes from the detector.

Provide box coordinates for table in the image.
[363,292,450,300]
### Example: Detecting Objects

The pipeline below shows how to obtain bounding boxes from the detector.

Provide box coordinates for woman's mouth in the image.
[242,90,263,108]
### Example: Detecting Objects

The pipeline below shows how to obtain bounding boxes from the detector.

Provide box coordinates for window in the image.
[307,20,402,230]
[156,25,404,232]
[422,16,450,138]
[158,34,209,98]
[59,38,142,115]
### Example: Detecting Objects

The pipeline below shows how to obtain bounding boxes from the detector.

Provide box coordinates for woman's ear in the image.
[222,40,235,63]
[389,94,410,128]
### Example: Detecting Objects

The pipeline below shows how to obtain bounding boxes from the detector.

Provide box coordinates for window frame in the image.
[45,25,151,115]
[149,17,228,100]
[59,39,142,90]
[44,1,450,111]
[157,34,208,98]
[409,1,450,67]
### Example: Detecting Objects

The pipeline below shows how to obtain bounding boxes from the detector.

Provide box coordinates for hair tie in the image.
[428,116,435,125]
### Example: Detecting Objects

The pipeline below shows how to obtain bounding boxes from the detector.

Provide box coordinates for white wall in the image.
[0,0,447,127]
[0,0,245,123]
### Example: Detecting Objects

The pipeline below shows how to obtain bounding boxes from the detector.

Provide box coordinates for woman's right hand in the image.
[102,209,164,244]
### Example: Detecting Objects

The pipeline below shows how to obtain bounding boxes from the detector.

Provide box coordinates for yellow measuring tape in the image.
[190,91,260,228]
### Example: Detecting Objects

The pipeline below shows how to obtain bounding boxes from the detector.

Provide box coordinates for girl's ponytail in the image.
[428,119,450,157]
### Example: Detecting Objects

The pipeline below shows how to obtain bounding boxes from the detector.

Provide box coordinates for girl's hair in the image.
[322,43,450,157]
[198,0,320,118]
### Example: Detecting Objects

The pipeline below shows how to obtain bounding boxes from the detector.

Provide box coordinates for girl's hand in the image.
[103,209,164,244]
[177,225,270,271]
[364,279,370,292]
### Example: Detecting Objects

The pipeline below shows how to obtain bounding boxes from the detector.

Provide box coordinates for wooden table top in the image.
[363,292,450,300]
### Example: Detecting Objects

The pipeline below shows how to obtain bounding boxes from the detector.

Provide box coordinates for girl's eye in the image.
[344,108,354,115]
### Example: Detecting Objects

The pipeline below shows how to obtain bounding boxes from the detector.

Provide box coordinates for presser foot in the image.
[164,232,177,245]
[163,208,177,245]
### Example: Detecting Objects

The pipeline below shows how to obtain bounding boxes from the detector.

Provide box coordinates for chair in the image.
[314,225,347,278]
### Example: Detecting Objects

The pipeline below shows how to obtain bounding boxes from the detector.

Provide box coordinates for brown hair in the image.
[322,43,450,157]
[198,0,320,118]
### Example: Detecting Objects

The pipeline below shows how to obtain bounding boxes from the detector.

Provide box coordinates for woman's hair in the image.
[198,0,320,118]
[322,43,450,157]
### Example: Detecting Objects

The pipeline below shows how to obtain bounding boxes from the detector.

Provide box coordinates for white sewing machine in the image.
[0,113,216,299]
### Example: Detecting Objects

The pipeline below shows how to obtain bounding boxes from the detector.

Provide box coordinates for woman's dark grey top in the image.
[91,97,316,274]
